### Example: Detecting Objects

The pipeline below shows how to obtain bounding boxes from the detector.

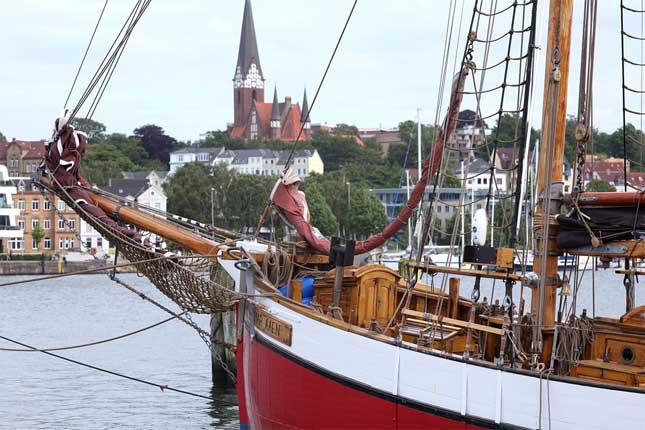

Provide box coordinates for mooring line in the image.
[0,312,184,352]
[0,334,237,404]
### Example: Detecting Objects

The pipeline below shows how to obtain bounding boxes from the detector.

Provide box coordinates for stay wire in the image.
[64,0,109,108]
[282,0,358,171]
[0,334,233,404]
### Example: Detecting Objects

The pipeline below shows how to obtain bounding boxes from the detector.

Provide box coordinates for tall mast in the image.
[532,0,573,358]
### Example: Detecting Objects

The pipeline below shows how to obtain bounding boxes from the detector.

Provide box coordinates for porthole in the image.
[620,345,635,365]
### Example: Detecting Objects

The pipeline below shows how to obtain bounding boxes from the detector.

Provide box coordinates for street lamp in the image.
[346,181,351,209]
[210,187,215,237]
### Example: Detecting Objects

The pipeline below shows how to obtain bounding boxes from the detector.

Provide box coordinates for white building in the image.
[455,158,508,193]
[169,147,224,174]
[80,176,168,253]
[0,165,22,253]
[169,146,324,178]
[214,148,323,177]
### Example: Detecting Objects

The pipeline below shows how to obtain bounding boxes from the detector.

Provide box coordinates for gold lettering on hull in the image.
[255,307,293,346]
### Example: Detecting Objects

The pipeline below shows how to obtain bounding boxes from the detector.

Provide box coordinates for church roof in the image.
[235,0,263,79]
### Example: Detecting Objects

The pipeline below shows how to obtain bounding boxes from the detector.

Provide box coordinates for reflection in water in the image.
[207,383,239,429]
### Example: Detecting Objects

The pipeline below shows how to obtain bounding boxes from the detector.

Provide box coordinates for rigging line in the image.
[87,0,152,119]
[0,312,185,352]
[64,0,109,108]
[69,0,143,122]
[282,0,358,171]
[0,334,227,403]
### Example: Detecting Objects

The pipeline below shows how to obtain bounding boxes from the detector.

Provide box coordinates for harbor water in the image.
[0,274,238,429]
[1,267,643,429]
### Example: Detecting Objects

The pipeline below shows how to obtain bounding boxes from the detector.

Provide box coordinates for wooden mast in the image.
[532,0,573,359]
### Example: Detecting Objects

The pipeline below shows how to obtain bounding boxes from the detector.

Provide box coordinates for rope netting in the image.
[37,174,238,314]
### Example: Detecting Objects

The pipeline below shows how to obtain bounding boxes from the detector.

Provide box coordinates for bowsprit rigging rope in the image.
[38,171,239,314]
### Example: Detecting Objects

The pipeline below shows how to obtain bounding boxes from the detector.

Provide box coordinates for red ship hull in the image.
[237,329,488,430]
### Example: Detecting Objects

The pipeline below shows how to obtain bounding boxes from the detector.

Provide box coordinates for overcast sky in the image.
[0,1,637,142]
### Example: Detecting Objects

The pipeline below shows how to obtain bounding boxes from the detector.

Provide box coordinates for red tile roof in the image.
[0,139,46,160]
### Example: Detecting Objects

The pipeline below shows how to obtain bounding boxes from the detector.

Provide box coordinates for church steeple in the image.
[270,86,281,140]
[300,88,310,124]
[300,88,311,138]
[233,0,265,127]
[234,0,264,86]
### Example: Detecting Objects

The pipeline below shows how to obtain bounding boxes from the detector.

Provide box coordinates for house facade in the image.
[11,180,80,254]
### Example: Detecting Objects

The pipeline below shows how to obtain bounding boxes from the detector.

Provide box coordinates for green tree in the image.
[163,162,217,224]
[0,131,6,143]
[81,144,134,185]
[71,118,106,139]
[225,174,275,230]
[586,179,616,192]
[301,182,338,236]
[31,222,45,249]
[133,124,177,166]
[346,187,388,238]
[331,123,359,136]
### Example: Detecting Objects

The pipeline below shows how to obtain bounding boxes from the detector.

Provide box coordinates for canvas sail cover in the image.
[271,67,468,255]
[556,207,645,248]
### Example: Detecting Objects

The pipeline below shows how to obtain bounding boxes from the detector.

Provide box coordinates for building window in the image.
[44,218,51,229]
[31,219,39,229]
[44,198,51,210]
[477,178,482,185]
[32,199,39,211]
[58,218,65,230]
[177,155,184,162]
[10,158,18,167]
[197,153,209,162]
[58,200,65,211]
[18,199,25,210]
[86,238,92,249]
[9,238,24,250]
[18,219,25,230]
[44,238,51,249]
[32,239,38,250]
[68,219,76,231]
[155,202,161,209]
[59,238,64,250]
[97,237,103,248]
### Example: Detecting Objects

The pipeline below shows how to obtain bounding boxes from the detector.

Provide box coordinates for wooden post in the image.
[448,277,460,319]
[532,0,573,359]
[210,264,237,385]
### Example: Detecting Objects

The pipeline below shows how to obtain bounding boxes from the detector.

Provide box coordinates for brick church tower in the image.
[228,0,311,141]
[232,0,264,127]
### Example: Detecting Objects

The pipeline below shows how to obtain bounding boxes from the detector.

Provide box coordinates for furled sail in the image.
[272,66,469,255]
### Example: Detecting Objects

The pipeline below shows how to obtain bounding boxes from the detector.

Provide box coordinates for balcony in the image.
[0,225,23,238]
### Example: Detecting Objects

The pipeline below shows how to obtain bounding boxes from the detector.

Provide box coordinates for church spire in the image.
[234,0,263,82]
[300,88,310,123]
[270,86,281,139]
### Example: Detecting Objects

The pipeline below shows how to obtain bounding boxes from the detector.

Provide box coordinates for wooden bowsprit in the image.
[37,175,239,314]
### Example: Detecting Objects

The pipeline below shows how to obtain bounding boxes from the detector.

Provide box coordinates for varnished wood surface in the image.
[407,262,526,282]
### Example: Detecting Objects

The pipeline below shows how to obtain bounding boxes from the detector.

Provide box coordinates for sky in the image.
[0,1,638,143]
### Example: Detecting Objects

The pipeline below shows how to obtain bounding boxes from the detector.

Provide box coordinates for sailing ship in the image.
[35,0,645,429]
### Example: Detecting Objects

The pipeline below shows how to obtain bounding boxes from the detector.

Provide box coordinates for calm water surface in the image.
[0,274,238,429]
[1,266,643,429]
